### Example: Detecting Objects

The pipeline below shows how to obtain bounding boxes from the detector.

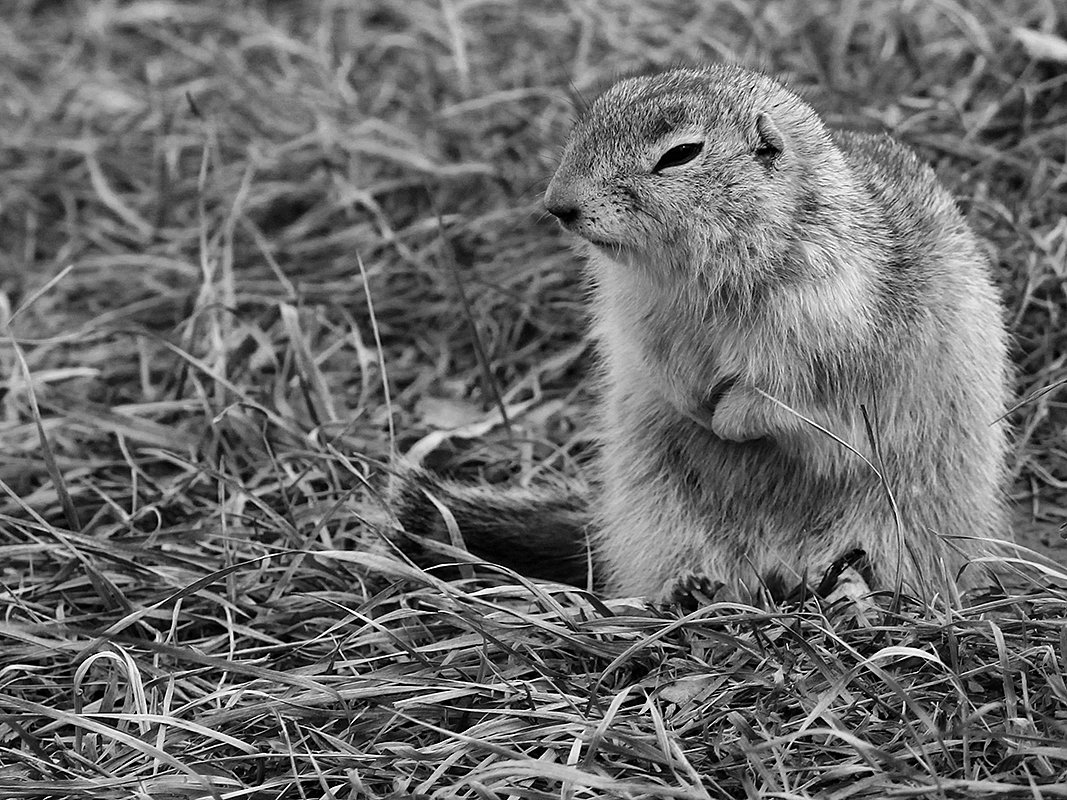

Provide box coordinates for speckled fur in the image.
[394,64,1012,602]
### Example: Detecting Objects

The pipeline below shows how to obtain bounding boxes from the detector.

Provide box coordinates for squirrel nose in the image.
[546,202,581,226]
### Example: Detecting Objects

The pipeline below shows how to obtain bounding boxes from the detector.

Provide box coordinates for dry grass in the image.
[1,1,1066,797]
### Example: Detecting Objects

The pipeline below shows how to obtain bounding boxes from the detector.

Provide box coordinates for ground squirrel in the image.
[392,63,1012,603]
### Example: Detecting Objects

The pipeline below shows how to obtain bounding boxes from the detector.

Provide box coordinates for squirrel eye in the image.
[652,142,703,172]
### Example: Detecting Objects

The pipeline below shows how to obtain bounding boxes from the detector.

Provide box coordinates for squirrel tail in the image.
[387,465,594,587]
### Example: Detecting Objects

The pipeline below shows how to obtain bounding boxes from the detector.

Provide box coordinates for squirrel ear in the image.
[755,112,785,163]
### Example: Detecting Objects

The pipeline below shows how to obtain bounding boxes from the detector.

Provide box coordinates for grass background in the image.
[1,1,1066,797]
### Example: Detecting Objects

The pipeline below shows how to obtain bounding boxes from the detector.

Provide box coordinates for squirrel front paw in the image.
[710,383,773,442]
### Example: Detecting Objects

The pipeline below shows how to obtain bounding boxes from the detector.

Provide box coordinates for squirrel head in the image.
[545,64,844,283]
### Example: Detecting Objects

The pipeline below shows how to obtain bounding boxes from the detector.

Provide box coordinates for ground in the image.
[1,2,1066,798]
